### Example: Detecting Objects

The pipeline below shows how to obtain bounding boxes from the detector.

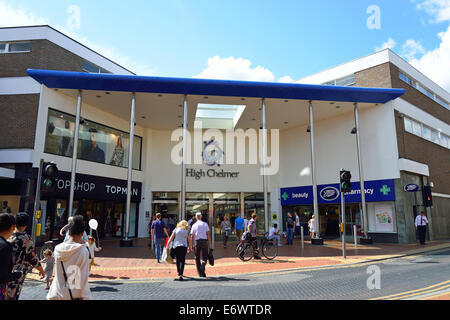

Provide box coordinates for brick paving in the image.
[26,237,450,282]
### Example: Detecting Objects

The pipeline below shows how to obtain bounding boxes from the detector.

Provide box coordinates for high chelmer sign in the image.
[186,168,240,180]
[281,179,395,206]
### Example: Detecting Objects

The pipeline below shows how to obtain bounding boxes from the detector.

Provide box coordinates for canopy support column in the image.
[181,95,188,221]
[120,93,136,247]
[309,101,323,245]
[354,103,372,244]
[68,90,82,219]
[262,98,269,233]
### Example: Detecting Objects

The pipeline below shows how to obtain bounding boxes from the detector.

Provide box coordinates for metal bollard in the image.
[354,225,357,249]
[301,226,304,249]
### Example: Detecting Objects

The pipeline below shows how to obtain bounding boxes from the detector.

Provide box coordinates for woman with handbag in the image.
[167,220,190,281]
[220,216,232,248]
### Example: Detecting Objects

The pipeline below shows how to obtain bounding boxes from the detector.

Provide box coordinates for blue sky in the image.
[1,0,450,90]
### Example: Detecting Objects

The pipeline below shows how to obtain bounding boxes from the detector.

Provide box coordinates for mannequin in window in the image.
[110,137,124,167]
[81,128,105,163]
[58,120,73,156]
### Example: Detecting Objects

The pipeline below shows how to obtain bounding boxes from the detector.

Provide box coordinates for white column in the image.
[68,90,82,218]
[181,95,188,220]
[124,93,136,241]
[262,98,269,233]
[309,101,320,239]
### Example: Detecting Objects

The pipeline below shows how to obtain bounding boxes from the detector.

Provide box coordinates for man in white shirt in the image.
[189,212,211,277]
[415,211,429,245]
[268,223,282,247]
[294,212,301,238]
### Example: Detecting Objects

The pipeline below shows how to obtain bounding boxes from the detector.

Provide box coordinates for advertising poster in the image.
[374,204,394,232]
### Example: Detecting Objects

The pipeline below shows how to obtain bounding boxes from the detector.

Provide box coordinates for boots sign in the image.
[51,170,142,201]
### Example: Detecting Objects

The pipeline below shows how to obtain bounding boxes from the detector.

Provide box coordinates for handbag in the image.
[208,249,214,266]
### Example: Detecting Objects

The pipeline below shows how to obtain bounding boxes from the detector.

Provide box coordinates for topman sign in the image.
[51,171,142,202]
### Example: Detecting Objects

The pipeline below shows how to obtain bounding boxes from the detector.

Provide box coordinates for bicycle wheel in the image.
[39,243,54,260]
[236,242,245,254]
[262,240,277,260]
[238,243,254,262]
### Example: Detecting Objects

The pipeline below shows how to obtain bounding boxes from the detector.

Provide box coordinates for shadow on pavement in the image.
[180,276,250,283]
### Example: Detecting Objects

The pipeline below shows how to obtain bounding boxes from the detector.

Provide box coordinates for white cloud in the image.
[401,39,426,60]
[0,1,47,26]
[0,1,156,76]
[278,75,294,83]
[417,0,450,23]
[409,24,450,91]
[375,37,397,51]
[195,56,275,82]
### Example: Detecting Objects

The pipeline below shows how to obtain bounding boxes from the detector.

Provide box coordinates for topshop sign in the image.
[52,171,142,202]
[281,179,395,206]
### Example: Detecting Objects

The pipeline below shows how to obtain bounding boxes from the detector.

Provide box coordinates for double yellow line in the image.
[371,280,450,300]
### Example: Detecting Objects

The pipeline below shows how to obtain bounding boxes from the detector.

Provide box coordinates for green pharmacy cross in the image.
[380,185,391,196]
[282,192,289,201]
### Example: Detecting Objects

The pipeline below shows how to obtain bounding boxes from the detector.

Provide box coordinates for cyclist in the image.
[247,213,261,260]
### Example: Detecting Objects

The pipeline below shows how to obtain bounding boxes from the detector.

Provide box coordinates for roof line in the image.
[0,25,135,75]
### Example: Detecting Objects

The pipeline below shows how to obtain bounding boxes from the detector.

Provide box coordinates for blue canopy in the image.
[27,69,404,104]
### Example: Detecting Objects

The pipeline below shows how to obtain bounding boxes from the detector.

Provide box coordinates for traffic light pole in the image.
[340,169,346,259]
[32,158,44,244]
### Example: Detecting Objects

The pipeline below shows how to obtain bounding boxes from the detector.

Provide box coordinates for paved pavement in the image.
[27,238,450,281]
[20,245,450,300]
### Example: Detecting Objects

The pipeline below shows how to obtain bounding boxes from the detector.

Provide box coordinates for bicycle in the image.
[38,237,63,260]
[236,232,278,261]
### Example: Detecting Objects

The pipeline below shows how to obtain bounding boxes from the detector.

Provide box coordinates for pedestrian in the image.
[268,223,282,246]
[189,212,211,278]
[169,216,175,234]
[40,249,54,290]
[60,216,88,243]
[47,215,91,300]
[221,216,232,248]
[294,212,301,238]
[234,214,244,242]
[308,215,315,239]
[87,235,102,271]
[243,215,249,233]
[415,211,429,245]
[285,212,294,245]
[247,213,261,259]
[151,213,169,263]
[7,212,45,300]
[167,220,190,281]
[0,213,22,300]
[188,215,196,230]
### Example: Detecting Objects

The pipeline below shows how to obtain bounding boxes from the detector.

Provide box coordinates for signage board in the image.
[404,184,419,192]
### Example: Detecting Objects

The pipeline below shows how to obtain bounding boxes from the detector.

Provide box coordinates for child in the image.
[87,236,102,271]
[40,249,54,290]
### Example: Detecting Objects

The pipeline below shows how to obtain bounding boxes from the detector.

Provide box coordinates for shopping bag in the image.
[166,248,173,264]
[208,249,214,266]
[161,246,168,263]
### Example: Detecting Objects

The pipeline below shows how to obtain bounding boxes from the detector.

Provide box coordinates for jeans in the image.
[154,238,165,262]
[174,246,188,276]
[286,228,294,244]
[268,235,281,246]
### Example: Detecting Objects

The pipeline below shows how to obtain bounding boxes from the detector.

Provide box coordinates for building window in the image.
[412,121,422,136]
[440,134,449,148]
[82,60,111,74]
[0,42,31,53]
[399,70,449,110]
[404,117,413,133]
[324,74,355,86]
[44,109,142,170]
[422,126,431,141]
[431,130,440,144]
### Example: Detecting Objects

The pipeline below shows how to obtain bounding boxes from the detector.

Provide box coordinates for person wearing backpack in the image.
[47,215,91,300]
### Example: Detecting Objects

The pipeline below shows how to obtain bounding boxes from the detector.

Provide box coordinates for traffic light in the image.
[41,162,58,193]
[340,170,352,193]
[423,185,433,207]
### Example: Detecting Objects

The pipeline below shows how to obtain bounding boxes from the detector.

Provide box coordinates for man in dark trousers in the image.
[189,212,210,277]
[415,211,429,245]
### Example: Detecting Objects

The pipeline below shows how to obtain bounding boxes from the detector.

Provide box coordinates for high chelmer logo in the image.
[202,139,223,167]
[320,186,340,201]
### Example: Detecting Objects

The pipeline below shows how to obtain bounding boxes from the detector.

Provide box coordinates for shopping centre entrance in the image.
[152,192,266,241]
